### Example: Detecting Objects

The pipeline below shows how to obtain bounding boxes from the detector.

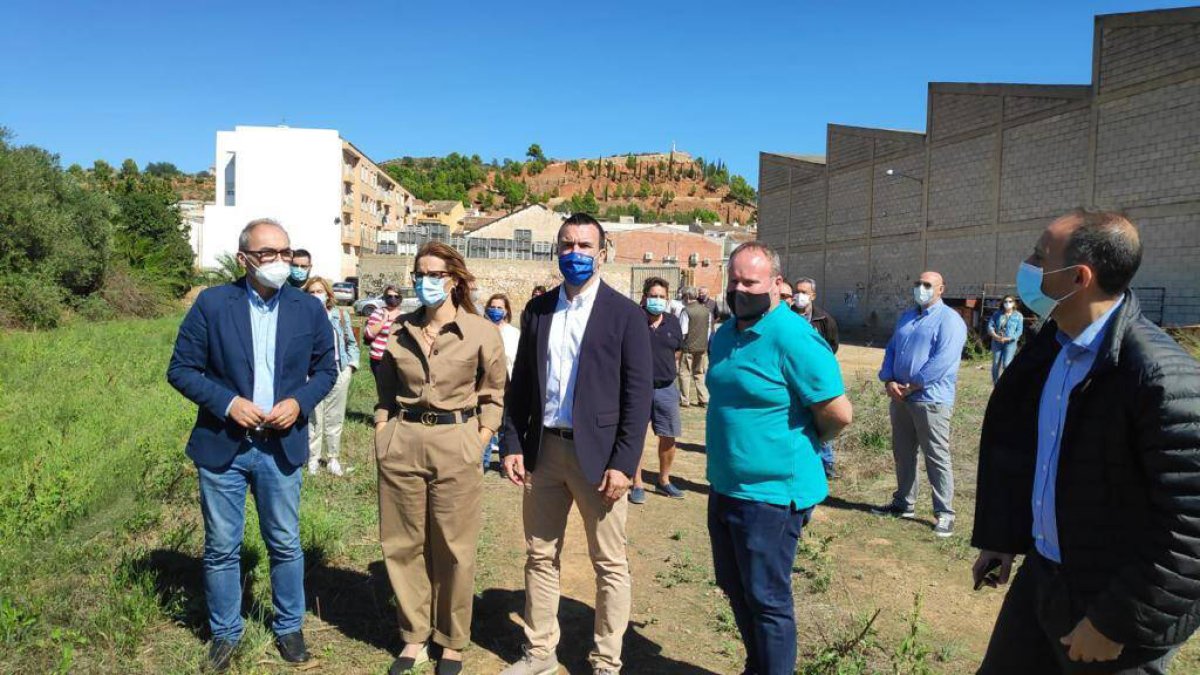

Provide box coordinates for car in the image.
[355,293,420,317]
[331,282,356,304]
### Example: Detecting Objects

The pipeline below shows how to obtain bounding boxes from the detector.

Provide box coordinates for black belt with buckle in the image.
[544,427,574,440]
[245,426,278,441]
[399,407,477,427]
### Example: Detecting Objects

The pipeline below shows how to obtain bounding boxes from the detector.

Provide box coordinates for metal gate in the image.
[631,266,683,297]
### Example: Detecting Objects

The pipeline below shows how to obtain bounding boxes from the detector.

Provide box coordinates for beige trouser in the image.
[308,366,353,459]
[522,432,631,670]
[377,417,483,650]
[677,351,709,405]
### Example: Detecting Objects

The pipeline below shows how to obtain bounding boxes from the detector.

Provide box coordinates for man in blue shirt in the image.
[707,242,853,675]
[973,210,1200,673]
[872,270,968,537]
[168,219,336,672]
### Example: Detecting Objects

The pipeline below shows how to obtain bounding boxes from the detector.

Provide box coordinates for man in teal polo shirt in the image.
[707,242,853,675]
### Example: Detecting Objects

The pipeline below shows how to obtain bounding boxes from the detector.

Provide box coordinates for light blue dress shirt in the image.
[247,281,280,414]
[1032,297,1124,563]
[878,300,968,405]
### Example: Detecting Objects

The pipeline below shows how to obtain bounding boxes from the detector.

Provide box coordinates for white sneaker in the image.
[307,459,320,475]
[327,459,344,476]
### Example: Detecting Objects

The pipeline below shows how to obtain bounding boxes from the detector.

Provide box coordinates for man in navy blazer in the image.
[500,213,652,675]
[167,218,336,671]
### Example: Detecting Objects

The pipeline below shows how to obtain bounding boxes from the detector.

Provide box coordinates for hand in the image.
[598,469,632,506]
[972,550,1014,590]
[1061,617,1123,663]
[228,396,266,429]
[264,398,301,430]
[899,383,922,398]
[503,454,527,487]
[884,381,905,402]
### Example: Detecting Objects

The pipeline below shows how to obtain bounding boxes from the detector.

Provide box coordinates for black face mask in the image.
[726,290,772,321]
[384,296,400,308]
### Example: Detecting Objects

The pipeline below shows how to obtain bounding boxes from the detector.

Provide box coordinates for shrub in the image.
[77,295,115,322]
[0,273,65,329]
[98,264,174,319]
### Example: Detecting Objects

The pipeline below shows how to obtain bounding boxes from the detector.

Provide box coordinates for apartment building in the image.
[198,125,415,281]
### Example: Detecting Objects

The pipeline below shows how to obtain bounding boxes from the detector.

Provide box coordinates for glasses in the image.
[241,248,294,263]
[411,271,452,283]
[913,281,933,289]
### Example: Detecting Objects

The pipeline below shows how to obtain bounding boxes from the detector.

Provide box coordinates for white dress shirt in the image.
[499,322,520,378]
[543,280,601,429]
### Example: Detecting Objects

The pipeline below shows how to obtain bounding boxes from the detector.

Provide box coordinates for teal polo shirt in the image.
[706,304,845,508]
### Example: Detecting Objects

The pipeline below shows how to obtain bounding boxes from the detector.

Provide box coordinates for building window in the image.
[223,153,236,206]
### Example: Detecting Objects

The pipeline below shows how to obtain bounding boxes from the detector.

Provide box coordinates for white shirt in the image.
[499,322,520,379]
[670,299,689,335]
[543,280,601,429]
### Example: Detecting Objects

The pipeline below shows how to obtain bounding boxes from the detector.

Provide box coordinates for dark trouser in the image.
[979,551,1178,674]
[708,492,812,675]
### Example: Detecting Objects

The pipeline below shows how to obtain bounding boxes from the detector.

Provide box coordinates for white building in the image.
[198,125,413,282]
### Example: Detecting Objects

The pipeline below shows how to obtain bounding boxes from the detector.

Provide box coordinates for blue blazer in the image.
[167,278,338,469]
[501,281,653,485]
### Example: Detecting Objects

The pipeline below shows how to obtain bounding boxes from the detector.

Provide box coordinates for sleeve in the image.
[1086,356,1200,646]
[166,297,238,419]
[608,305,654,476]
[374,335,401,424]
[1012,313,1024,340]
[826,314,840,354]
[475,325,508,433]
[781,329,845,407]
[343,309,361,368]
[879,329,898,383]
[291,302,338,416]
[679,309,690,337]
[909,311,968,389]
[987,312,1001,338]
[364,309,384,340]
[501,304,538,457]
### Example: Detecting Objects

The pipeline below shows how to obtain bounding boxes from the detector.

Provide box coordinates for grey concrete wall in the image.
[759,7,1200,337]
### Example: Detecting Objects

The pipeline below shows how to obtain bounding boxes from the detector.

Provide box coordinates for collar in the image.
[245,278,280,310]
[558,278,601,310]
[916,299,944,316]
[1056,296,1124,356]
[410,303,469,338]
[738,302,787,336]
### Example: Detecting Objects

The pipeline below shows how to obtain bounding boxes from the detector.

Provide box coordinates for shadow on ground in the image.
[640,469,710,497]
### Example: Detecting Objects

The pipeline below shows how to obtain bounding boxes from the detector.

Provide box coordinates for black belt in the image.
[399,407,477,427]
[245,426,279,441]
[544,427,574,440]
[654,380,675,389]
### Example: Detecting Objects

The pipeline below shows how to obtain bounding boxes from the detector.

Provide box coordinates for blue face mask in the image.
[645,297,667,315]
[485,307,506,323]
[289,266,309,283]
[558,251,595,287]
[1016,262,1078,320]
[415,276,448,307]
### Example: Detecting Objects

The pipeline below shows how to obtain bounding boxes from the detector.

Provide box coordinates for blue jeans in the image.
[708,492,813,675]
[991,342,1018,383]
[817,440,835,472]
[198,443,304,641]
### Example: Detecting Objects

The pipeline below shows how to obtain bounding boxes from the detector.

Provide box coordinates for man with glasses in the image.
[168,218,337,672]
[871,270,967,538]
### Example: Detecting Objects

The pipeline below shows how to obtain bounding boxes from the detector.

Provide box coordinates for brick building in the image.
[608,226,726,291]
[757,7,1200,338]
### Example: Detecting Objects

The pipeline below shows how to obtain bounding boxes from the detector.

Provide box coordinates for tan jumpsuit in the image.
[373,304,507,650]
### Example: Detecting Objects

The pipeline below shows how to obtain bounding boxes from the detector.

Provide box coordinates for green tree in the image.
[625,154,636,174]
[637,181,651,199]
[119,158,139,179]
[144,162,181,178]
[728,174,757,204]
[526,144,546,163]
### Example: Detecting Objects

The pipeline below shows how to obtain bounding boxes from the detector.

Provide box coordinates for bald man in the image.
[973,209,1200,673]
[872,270,967,538]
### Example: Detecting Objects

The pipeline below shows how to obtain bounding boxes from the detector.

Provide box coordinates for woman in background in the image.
[482,293,520,470]
[988,295,1024,384]
[365,285,404,380]
[303,276,359,476]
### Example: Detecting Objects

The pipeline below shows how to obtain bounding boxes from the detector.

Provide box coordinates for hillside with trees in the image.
[382,144,757,226]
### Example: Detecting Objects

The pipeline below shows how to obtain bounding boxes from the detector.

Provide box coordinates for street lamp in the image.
[884,168,923,185]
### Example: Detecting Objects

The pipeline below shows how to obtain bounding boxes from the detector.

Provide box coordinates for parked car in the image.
[355,293,420,317]
[331,282,356,305]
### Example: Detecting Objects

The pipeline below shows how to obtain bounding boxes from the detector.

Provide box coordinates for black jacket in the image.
[501,282,653,484]
[971,292,1200,648]
[793,304,839,353]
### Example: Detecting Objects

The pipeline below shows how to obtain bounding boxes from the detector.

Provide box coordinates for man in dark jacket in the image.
[972,209,1200,673]
[792,277,839,353]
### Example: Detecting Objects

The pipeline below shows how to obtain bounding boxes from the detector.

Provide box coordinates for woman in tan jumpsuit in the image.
[374,242,507,675]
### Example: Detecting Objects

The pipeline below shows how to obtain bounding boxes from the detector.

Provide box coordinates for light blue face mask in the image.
[913,285,935,306]
[415,276,448,307]
[645,297,668,315]
[1016,262,1079,320]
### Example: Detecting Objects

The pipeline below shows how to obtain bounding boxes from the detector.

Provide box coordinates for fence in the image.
[380,229,557,261]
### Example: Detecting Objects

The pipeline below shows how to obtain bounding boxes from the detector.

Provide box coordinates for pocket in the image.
[597,410,620,427]
[375,418,397,461]
[459,422,484,468]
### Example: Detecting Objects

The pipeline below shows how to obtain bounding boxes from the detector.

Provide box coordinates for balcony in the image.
[341,225,360,246]
[342,165,354,182]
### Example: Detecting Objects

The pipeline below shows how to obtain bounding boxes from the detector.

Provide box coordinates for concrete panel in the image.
[931,92,997,139]
[823,245,869,331]
[757,189,790,250]
[827,167,871,241]
[928,134,996,230]
[873,153,925,236]
[869,237,923,335]
[1099,21,1200,93]
[925,233,995,298]
[788,178,827,246]
[1000,109,1090,222]
[829,131,872,169]
[1131,211,1200,326]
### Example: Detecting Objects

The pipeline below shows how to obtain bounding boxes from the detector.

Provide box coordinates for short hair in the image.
[794,277,817,293]
[292,248,312,263]
[642,276,670,296]
[532,285,547,297]
[486,293,513,323]
[558,213,607,249]
[728,242,782,277]
[302,276,334,309]
[383,285,401,297]
[681,286,698,300]
[1061,208,1142,295]
[238,218,285,251]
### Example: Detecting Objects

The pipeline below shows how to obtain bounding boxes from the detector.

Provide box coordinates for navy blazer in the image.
[501,281,653,485]
[167,278,338,469]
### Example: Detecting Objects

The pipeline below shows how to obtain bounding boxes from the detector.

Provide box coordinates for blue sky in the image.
[0,1,1185,185]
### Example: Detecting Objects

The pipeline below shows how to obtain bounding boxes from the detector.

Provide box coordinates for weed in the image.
[655,550,703,588]
[794,534,835,594]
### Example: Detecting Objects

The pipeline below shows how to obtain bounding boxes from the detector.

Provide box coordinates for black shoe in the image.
[437,658,465,675]
[824,465,839,480]
[275,631,312,664]
[389,646,430,675]
[870,502,916,519]
[205,639,238,672]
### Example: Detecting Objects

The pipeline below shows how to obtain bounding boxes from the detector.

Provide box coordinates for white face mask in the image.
[914,285,935,306]
[794,293,812,309]
[311,292,328,305]
[248,259,290,290]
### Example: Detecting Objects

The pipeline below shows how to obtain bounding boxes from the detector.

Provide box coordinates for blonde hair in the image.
[303,276,335,310]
